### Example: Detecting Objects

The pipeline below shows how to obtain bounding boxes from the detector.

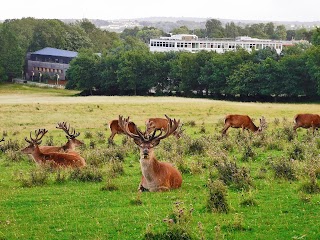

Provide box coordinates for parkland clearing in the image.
[0,83,320,239]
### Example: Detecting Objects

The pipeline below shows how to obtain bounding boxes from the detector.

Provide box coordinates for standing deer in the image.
[222,114,266,136]
[39,122,84,154]
[21,129,86,168]
[146,115,184,139]
[108,119,138,144]
[118,115,182,192]
[293,113,320,135]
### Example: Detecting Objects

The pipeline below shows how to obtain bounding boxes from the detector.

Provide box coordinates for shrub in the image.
[207,178,229,213]
[270,158,297,181]
[145,201,194,240]
[215,159,253,190]
[18,168,49,187]
[69,166,103,182]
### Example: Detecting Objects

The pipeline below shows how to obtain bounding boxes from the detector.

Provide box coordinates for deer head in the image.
[118,115,180,158]
[258,116,267,132]
[21,129,48,154]
[56,122,84,147]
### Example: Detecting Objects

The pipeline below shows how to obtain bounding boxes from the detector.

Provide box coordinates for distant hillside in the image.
[59,17,320,33]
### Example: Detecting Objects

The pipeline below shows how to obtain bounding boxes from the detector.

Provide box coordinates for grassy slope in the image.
[0,83,320,239]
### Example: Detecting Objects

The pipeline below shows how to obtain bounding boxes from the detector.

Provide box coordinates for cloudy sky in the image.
[1,0,319,22]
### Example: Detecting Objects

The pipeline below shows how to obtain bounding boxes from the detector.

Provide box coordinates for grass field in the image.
[1,83,320,239]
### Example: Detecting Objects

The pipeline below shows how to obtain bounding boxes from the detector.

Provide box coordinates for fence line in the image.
[12,78,65,89]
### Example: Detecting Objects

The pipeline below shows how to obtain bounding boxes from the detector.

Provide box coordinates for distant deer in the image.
[222,114,267,136]
[146,115,184,139]
[39,122,84,154]
[293,113,320,135]
[118,115,182,192]
[108,119,138,144]
[21,129,86,168]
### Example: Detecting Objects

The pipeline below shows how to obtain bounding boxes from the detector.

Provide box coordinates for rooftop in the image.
[32,47,78,58]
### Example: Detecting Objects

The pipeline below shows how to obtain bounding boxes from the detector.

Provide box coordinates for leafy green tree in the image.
[225,22,240,38]
[311,27,320,46]
[274,25,287,40]
[66,49,101,95]
[0,24,25,81]
[136,27,164,44]
[205,19,224,38]
[305,46,320,95]
[264,22,275,38]
[171,26,190,35]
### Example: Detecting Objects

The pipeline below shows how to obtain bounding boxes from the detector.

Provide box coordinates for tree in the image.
[0,24,24,81]
[171,26,190,35]
[66,49,101,95]
[311,27,320,46]
[205,19,224,38]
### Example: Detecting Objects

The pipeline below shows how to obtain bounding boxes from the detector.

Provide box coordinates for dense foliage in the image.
[1,18,320,101]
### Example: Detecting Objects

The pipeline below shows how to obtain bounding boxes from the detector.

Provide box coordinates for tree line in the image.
[65,37,320,102]
[1,17,320,101]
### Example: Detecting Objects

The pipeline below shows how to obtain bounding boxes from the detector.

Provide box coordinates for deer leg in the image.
[138,176,149,192]
[221,125,230,136]
[108,132,116,144]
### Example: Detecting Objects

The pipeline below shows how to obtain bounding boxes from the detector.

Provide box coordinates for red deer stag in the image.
[222,114,266,136]
[21,129,86,168]
[108,119,138,144]
[118,115,182,192]
[293,113,320,135]
[39,122,84,154]
[146,115,184,139]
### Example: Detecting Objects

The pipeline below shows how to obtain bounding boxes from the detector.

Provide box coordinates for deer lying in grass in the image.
[39,122,84,154]
[21,129,86,168]
[146,115,184,139]
[108,119,138,144]
[293,113,320,135]
[118,115,182,192]
[222,114,267,136]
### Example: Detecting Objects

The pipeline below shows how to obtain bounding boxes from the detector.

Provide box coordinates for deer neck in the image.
[139,150,160,181]
[32,145,47,164]
[249,123,259,132]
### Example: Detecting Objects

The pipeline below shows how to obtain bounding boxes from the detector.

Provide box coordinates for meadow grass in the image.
[1,83,320,239]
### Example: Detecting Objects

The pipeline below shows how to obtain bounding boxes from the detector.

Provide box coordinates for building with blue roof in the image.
[27,47,78,82]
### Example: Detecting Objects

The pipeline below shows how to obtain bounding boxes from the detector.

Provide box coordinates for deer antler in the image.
[118,115,146,140]
[25,129,48,145]
[56,122,80,139]
[259,116,267,130]
[0,137,4,142]
[147,115,180,142]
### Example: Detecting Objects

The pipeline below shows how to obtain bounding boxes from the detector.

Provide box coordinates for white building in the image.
[149,34,298,54]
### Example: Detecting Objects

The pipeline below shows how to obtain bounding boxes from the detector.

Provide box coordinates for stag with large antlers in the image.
[222,114,267,136]
[146,116,184,139]
[21,129,86,168]
[118,115,182,192]
[293,113,320,135]
[39,122,84,154]
[108,119,138,144]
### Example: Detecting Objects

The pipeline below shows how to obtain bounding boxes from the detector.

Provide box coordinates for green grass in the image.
[1,83,320,239]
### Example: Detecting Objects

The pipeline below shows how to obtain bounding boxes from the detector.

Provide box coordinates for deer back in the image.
[294,114,320,128]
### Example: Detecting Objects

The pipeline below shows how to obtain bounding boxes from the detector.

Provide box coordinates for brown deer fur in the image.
[21,129,86,168]
[293,113,320,135]
[119,115,182,192]
[108,119,137,143]
[146,117,182,139]
[222,114,264,136]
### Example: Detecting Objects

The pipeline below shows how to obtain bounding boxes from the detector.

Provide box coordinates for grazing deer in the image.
[108,119,138,144]
[39,122,84,154]
[222,114,267,136]
[146,115,184,139]
[21,129,86,168]
[293,113,320,135]
[118,115,182,192]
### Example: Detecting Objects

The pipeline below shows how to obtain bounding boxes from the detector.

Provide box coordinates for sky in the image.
[1,0,319,22]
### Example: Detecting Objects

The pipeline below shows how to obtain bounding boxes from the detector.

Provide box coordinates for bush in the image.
[207,179,229,213]
[270,158,297,181]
